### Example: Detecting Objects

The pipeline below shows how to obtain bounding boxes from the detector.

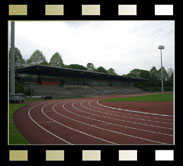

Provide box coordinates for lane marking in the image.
[28,103,72,145]
[80,102,173,125]
[53,102,169,144]
[43,103,117,144]
[23,99,173,145]
[39,120,55,124]
[89,101,173,122]
[78,102,172,130]
[97,101,173,117]
[77,102,173,136]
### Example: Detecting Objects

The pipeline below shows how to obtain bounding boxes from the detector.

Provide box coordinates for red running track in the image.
[13,96,174,145]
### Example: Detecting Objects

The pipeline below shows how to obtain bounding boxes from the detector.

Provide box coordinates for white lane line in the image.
[28,103,72,145]
[94,124,110,126]
[79,102,172,130]
[54,102,169,144]
[89,101,173,122]
[39,120,54,124]
[43,103,117,145]
[77,102,173,136]
[81,102,172,125]
[97,101,173,117]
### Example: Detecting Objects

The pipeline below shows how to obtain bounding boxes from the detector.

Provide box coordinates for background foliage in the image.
[10,47,174,93]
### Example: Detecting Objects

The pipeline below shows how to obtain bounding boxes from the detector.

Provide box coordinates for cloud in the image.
[10,21,174,75]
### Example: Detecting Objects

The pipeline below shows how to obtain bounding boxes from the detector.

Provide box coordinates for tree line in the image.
[10,47,117,75]
[11,47,173,92]
[125,67,173,91]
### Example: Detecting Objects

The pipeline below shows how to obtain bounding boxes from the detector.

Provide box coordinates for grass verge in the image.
[102,92,173,102]
[9,104,29,145]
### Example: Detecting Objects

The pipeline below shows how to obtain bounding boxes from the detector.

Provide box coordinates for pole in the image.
[160,49,164,92]
[10,22,15,95]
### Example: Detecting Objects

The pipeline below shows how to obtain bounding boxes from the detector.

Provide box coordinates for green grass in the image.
[102,92,173,102]
[9,104,29,145]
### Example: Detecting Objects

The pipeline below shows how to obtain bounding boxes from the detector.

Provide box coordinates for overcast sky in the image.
[9,21,174,75]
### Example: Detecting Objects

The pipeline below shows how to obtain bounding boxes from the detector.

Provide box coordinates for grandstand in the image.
[15,65,146,97]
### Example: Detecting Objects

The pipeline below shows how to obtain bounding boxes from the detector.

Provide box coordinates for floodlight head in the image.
[158,45,165,49]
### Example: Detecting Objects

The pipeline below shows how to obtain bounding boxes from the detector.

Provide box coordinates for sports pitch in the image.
[102,92,173,102]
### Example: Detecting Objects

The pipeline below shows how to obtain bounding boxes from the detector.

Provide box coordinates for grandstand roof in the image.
[15,65,147,82]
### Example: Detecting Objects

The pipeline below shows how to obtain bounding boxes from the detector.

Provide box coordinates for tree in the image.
[150,66,159,79]
[108,68,117,75]
[167,68,173,76]
[149,66,160,87]
[126,69,141,78]
[140,70,150,79]
[86,63,95,71]
[96,66,108,73]
[40,61,49,65]
[127,69,150,79]
[9,47,25,68]
[167,68,174,83]
[167,69,173,87]
[158,67,169,82]
[164,68,173,87]
[15,80,24,93]
[126,69,150,88]
[125,67,173,91]
[26,50,47,65]
[67,64,87,70]
[50,52,64,67]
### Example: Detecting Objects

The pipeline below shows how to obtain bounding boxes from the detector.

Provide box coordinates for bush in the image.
[139,87,173,93]
[24,88,33,96]
[15,80,24,93]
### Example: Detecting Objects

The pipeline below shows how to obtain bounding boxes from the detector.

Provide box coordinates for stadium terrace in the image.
[15,65,147,97]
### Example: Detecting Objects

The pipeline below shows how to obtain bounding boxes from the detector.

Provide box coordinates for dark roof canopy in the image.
[16,65,148,82]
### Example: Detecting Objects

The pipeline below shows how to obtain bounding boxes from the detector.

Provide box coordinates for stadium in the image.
[10,65,173,145]
[15,64,146,98]
[9,21,174,145]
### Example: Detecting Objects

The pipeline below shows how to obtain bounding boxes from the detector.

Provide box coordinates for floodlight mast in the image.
[158,45,165,93]
[10,21,15,95]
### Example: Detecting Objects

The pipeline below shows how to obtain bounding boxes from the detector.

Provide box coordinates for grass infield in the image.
[9,104,29,145]
[102,92,173,102]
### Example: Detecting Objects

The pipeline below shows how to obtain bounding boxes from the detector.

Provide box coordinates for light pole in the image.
[10,21,15,95]
[158,45,165,93]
